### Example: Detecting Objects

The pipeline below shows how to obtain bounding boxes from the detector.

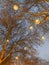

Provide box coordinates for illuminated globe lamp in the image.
[15,56,19,60]
[13,4,19,11]
[29,26,33,30]
[24,47,27,51]
[35,19,41,25]
[6,39,9,43]
[41,36,45,40]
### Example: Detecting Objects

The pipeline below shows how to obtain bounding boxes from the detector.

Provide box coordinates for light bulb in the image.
[35,19,40,24]
[24,47,27,50]
[6,39,9,43]
[29,26,33,30]
[13,4,19,11]
[15,56,19,60]
[41,36,45,40]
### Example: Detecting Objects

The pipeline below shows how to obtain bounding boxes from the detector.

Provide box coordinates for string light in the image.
[24,47,27,50]
[35,19,40,24]
[15,56,19,60]
[29,26,33,30]
[13,4,19,11]
[41,36,45,40]
[6,39,9,43]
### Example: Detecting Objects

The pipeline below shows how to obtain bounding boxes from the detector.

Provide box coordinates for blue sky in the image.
[34,32,49,61]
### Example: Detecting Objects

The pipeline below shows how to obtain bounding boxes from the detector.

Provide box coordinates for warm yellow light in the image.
[35,19,40,24]
[16,56,19,60]
[24,47,27,50]
[41,36,45,40]
[29,26,33,30]
[13,4,19,11]
[6,39,9,43]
